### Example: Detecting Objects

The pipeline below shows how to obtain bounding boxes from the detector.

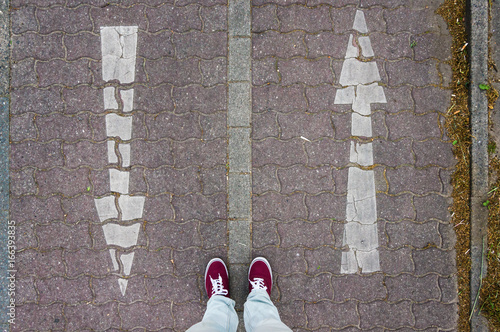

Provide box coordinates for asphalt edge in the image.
[468,0,490,330]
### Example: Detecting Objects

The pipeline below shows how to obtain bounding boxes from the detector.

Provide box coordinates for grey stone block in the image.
[228,173,251,219]
[229,0,250,37]
[229,128,251,173]
[229,219,251,264]
[229,37,251,82]
[229,263,249,310]
[228,82,251,127]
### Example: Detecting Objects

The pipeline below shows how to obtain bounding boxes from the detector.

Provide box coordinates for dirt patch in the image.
[436,0,470,331]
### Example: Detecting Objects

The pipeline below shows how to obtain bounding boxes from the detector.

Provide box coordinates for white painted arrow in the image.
[334,11,386,273]
[94,26,145,296]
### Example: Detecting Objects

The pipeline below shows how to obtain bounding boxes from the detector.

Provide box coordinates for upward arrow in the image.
[334,10,386,274]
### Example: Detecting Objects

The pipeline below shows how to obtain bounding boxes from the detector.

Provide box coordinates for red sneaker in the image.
[205,258,230,299]
[248,257,273,296]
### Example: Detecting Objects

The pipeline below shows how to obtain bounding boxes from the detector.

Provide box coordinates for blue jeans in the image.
[186,289,292,332]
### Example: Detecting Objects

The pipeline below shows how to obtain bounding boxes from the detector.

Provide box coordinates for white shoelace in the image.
[249,277,267,291]
[210,274,228,296]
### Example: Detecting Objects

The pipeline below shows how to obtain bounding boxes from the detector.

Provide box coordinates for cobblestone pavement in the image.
[8,0,457,331]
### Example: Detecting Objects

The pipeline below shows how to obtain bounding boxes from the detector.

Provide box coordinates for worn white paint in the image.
[336,10,385,274]
[95,26,144,296]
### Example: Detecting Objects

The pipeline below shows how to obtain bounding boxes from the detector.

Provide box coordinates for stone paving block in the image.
[252,4,279,33]
[278,165,334,194]
[36,221,91,250]
[173,247,226,275]
[385,7,445,35]
[65,302,119,331]
[147,220,202,249]
[305,192,345,221]
[65,32,100,61]
[11,141,63,169]
[38,276,92,304]
[379,247,415,274]
[147,58,202,86]
[16,249,64,278]
[91,5,147,33]
[369,32,412,60]
[439,275,458,303]
[304,301,359,329]
[275,301,306,329]
[386,274,440,302]
[131,140,174,168]
[11,6,38,34]
[228,82,251,126]
[359,0,404,6]
[174,31,227,59]
[305,139,350,167]
[201,5,227,32]
[386,112,441,141]
[413,33,452,61]
[229,37,251,82]
[307,0,358,5]
[137,31,174,60]
[146,274,200,302]
[173,302,205,331]
[359,301,414,329]
[254,247,306,274]
[11,195,63,224]
[332,274,387,302]
[63,85,103,114]
[439,62,452,87]
[252,220,279,248]
[377,193,415,221]
[331,7,386,34]
[174,85,226,114]
[38,59,93,88]
[277,5,332,32]
[439,168,453,196]
[371,86,413,115]
[65,248,114,277]
[90,222,148,250]
[386,59,440,86]
[254,0,306,4]
[92,275,147,304]
[145,166,201,195]
[413,139,455,167]
[11,168,36,197]
[386,220,440,249]
[413,247,455,276]
[330,112,353,140]
[253,31,306,59]
[15,221,37,250]
[37,6,92,34]
[229,0,250,36]
[11,86,64,115]
[146,4,202,33]
[229,219,251,263]
[131,248,174,277]
[252,58,279,85]
[373,139,414,166]
[253,138,306,167]
[37,113,93,142]
[61,195,97,224]
[229,129,251,172]
[253,84,306,113]
[37,168,90,197]
[228,173,251,219]
[200,58,227,86]
[172,193,227,222]
[146,112,201,140]
[14,304,64,331]
[16,277,37,304]
[439,222,457,250]
[305,32,349,59]
[200,220,227,249]
[278,219,334,248]
[304,245,343,274]
[200,112,227,140]
[173,139,226,168]
[200,166,226,195]
[11,59,37,88]
[413,87,452,114]
[253,165,279,194]
[413,302,457,330]
[120,301,174,330]
[90,61,149,88]
[12,32,64,61]
[386,166,442,195]
[279,111,334,140]
[253,111,279,139]
[279,274,333,302]
[253,192,306,222]
[304,85,339,113]
[279,58,334,86]
[63,141,108,169]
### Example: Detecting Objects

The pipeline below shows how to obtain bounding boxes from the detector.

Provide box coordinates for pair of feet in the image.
[205,257,272,299]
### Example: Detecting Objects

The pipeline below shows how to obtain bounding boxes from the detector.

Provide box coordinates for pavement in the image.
[2,0,459,331]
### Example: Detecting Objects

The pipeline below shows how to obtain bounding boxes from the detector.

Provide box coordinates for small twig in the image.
[470,237,486,321]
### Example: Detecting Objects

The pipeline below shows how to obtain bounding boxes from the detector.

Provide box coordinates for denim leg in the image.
[186,295,239,332]
[243,289,293,332]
